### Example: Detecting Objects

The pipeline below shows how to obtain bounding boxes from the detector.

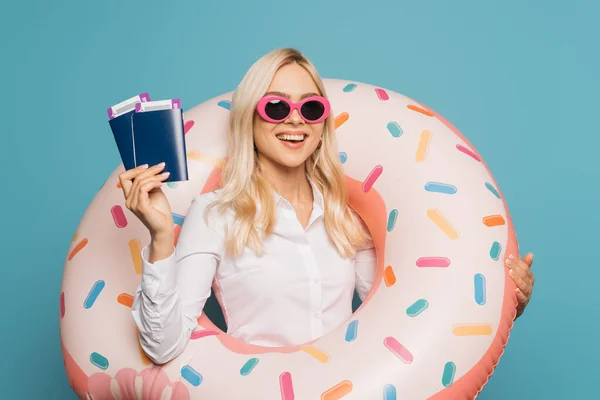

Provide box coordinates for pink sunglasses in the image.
[256,95,331,124]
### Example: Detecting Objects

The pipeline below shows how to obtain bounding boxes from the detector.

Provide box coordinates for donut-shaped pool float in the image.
[60,79,519,399]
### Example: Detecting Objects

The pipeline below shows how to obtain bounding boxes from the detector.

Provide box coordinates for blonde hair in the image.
[207,48,370,258]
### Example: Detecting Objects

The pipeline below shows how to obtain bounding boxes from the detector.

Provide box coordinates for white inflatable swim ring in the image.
[60,79,519,400]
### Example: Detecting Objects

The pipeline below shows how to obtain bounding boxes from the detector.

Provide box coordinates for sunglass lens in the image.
[264,99,290,121]
[301,100,325,121]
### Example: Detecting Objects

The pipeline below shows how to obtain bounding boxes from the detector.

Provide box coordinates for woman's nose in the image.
[286,108,303,124]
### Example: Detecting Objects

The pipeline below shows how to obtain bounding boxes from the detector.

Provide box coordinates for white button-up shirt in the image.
[131,179,377,364]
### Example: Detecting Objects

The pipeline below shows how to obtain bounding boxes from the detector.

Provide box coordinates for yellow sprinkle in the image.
[72,232,79,242]
[427,209,459,240]
[187,152,226,169]
[416,130,432,162]
[128,239,142,275]
[300,346,330,363]
[452,324,494,336]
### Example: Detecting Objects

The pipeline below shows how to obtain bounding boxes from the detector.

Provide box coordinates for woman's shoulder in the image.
[190,189,234,222]
[192,189,221,204]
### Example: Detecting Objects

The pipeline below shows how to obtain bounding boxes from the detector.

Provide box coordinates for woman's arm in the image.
[131,194,224,364]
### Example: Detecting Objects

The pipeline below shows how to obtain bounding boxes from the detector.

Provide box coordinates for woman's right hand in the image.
[119,162,174,238]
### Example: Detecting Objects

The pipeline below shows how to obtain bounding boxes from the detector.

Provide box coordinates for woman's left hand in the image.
[506,252,535,319]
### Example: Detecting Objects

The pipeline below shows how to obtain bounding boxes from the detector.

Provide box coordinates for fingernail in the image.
[157,162,165,167]
[509,269,515,276]
[516,288,521,294]
[161,172,170,177]
[139,164,149,169]
[506,257,512,265]
[508,253,514,260]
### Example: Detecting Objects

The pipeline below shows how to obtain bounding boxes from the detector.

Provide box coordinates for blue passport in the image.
[108,108,189,182]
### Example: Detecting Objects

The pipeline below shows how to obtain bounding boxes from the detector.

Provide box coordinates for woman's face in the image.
[253,63,325,170]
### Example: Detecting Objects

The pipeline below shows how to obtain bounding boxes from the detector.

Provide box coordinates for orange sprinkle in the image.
[407,104,434,117]
[174,225,182,246]
[187,152,226,169]
[384,265,396,287]
[334,112,349,129]
[128,239,142,275]
[483,215,506,227]
[200,167,223,195]
[68,238,88,260]
[452,324,494,336]
[116,181,122,189]
[117,293,134,308]
[321,380,353,400]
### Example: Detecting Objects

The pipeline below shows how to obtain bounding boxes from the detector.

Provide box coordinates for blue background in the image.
[1,0,596,398]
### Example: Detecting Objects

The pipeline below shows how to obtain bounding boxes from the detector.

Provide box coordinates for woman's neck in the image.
[261,162,313,206]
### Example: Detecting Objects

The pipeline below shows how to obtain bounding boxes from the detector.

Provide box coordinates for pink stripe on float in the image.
[190,330,219,340]
[416,257,451,268]
[280,372,294,400]
[456,144,481,162]
[375,88,389,101]
[363,165,383,192]
[384,337,414,364]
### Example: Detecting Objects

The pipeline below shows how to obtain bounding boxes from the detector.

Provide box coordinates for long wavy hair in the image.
[206,48,370,258]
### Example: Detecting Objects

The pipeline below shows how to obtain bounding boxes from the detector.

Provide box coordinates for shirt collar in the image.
[260,175,325,215]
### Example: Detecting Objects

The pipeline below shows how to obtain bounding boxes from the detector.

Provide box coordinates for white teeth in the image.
[277,134,305,142]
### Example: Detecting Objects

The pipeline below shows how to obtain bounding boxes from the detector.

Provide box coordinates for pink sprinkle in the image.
[60,292,65,319]
[384,337,413,364]
[416,257,451,268]
[190,330,219,340]
[280,372,295,400]
[110,205,127,228]
[374,88,389,101]
[184,120,195,135]
[456,144,481,162]
[362,165,383,192]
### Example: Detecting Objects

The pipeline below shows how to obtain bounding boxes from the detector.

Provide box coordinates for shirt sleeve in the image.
[354,244,377,301]
[352,212,377,301]
[130,193,225,364]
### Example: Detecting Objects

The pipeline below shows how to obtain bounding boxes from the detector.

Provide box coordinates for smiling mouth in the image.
[276,133,306,142]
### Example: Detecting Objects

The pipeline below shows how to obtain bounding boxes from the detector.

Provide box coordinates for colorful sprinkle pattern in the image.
[60,80,514,399]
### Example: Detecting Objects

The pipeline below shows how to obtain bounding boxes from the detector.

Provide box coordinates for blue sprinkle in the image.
[345,320,359,342]
[90,352,109,370]
[217,100,231,110]
[485,182,501,199]
[387,209,398,232]
[386,121,403,138]
[383,384,397,400]
[84,280,105,309]
[172,212,185,226]
[490,241,501,261]
[474,274,486,305]
[442,362,456,387]
[406,299,429,317]
[240,358,259,376]
[424,182,457,195]
[339,152,348,164]
[181,365,202,386]
[343,83,357,93]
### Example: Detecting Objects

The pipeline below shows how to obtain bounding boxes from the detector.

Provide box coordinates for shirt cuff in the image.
[140,243,177,301]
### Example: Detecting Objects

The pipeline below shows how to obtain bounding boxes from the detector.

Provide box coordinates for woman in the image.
[119,48,536,365]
